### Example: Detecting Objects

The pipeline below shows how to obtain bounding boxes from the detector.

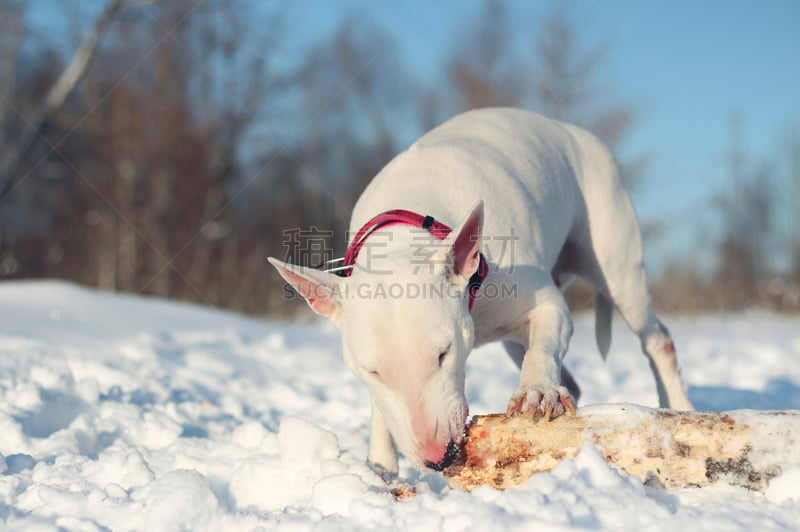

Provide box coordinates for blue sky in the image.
[283,0,800,274]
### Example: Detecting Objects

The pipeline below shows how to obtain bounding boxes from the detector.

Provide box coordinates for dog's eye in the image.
[367,369,381,381]
[438,344,451,367]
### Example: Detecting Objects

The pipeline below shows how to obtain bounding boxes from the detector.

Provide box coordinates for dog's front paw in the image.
[506,385,576,420]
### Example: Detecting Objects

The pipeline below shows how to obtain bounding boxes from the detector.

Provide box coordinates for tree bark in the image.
[444,405,800,492]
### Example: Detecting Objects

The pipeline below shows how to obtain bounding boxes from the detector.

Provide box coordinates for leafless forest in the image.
[1,0,798,316]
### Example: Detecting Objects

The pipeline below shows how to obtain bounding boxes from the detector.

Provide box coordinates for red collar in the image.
[340,209,489,311]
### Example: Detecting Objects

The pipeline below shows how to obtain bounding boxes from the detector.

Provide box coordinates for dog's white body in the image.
[270,108,693,474]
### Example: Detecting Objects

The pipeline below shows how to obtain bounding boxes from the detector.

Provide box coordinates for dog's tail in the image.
[595,292,613,360]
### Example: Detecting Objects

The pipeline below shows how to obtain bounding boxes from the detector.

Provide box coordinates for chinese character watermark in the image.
[282,226,334,267]
[280,225,521,275]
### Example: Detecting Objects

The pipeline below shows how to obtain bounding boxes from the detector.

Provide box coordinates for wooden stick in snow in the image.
[443,405,800,492]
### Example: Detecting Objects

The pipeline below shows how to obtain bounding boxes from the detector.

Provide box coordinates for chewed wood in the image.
[443,405,800,492]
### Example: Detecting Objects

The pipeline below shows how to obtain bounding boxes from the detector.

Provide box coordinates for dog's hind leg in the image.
[637,318,694,410]
[595,243,693,409]
[610,274,694,410]
[575,147,693,410]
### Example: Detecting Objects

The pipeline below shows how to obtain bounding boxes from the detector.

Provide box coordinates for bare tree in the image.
[77,0,282,306]
[441,3,643,190]
[531,8,642,189]
[0,1,24,146]
[0,0,289,312]
[785,127,800,282]
[710,114,774,308]
[444,0,524,113]
[0,0,126,199]
[292,17,413,240]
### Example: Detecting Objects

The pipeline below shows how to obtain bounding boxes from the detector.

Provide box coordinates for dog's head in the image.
[268,203,484,470]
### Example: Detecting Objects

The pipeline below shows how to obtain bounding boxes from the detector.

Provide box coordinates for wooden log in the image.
[444,405,800,492]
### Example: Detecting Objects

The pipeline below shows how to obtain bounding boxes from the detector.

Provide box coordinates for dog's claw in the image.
[506,396,524,416]
[506,385,574,421]
[561,395,577,415]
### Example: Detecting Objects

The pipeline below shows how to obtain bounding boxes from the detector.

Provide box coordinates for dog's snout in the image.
[423,440,461,471]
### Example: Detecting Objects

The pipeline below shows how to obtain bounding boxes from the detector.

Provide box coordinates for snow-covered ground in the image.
[1,280,799,530]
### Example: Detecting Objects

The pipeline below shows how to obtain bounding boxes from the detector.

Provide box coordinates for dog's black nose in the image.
[424,440,461,471]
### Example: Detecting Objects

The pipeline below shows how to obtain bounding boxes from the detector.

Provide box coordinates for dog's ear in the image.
[268,257,343,323]
[444,201,484,280]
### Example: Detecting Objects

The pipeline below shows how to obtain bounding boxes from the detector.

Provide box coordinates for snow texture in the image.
[1,280,799,530]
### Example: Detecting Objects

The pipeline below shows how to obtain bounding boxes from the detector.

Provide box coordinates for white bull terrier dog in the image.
[269,108,694,474]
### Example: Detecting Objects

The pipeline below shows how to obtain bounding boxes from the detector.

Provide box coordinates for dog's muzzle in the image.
[423,440,461,471]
